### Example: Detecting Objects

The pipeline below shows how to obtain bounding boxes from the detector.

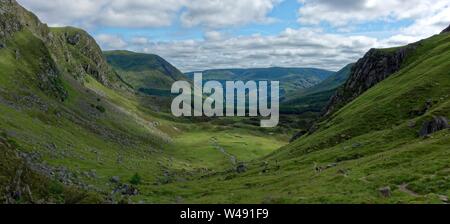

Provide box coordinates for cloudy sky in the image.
[18,0,450,72]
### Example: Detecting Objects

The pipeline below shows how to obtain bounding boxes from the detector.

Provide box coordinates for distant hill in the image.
[288,64,353,99]
[104,50,187,96]
[186,67,335,98]
[281,64,353,114]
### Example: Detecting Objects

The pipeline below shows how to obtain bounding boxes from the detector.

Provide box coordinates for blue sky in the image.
[18,0,450,72]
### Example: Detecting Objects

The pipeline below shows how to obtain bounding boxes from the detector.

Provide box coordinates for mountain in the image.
[322,44,419,117]
[104,50,186,96]
[281,64,353,114]
[165,25,450,203]
[290,64,353,99]
[0,0,169,203]
[186,67,335,98]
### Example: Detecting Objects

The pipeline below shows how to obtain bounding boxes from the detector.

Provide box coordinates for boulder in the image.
[15,49,20,60]
[114,184,139,196]
[379,187,391,198]
[236,163,247,173]
[419,116,449,137]
[110,176,120,184]
[66,33,81,45]
[0,42,5,48]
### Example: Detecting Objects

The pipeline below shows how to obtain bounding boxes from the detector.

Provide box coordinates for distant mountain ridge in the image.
[281,64,352,114]
[104,50,187,96]
[186,67,335,99]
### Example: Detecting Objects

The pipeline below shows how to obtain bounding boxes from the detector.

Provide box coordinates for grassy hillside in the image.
[0,0,285,204]
[146,30,450,204]
[286,64,353,102]
[104,50,186,96]
[281,64,353,114]
[1,0,449,205]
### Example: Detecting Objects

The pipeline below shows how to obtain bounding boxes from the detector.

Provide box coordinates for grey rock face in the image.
[419,116,449,137]
[113,184,139,196]
[66,33,80,45]
[236,163,247,173]
[37,58,68,101]
[323,44,418,118]
[441,24,450,34]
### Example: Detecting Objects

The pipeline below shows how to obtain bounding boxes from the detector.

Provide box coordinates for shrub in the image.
[129,173,142,185]
[95,105,106,113]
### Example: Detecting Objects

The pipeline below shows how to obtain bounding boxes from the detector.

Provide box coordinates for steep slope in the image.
[289,64,353,99]
[104,50,186,96]
[281,64,353,114]
[441,24,450,34]
[323,44,418,117]
[0,0,286,204]
[0,0,173,203]
[48,28,132,90]
[156,27,450,203]
[186,67,335,99]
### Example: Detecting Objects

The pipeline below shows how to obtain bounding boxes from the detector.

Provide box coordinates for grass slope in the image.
[147,31,450,203]
[0,9,284,203]
[104,50,186,96]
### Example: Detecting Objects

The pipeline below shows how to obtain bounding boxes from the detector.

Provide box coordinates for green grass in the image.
[132,32,450,204]
[104,50,186,93]
[1,0,449,204]
[165,129,286,170]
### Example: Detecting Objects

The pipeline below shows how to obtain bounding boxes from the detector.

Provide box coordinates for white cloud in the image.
[124,28,379,72]
[203,31,224,41]
[297,0,448,27]
[16,0,450,72]
[180,0,280,28]
[297,0,450,46]
[17,0,281,29]
[131,37,150,45]
[95,34,127,49]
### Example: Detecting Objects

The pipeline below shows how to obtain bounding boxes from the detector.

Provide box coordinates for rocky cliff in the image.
[0,0,68,100]
[322,44,418,117]
[0,0,131,94]
[441,24,450,34]
[0,0,49,39]
[48,27,132,90]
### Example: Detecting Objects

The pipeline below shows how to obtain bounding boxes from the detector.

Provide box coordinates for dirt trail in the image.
[398,184,420,197]
[210,137,237,165]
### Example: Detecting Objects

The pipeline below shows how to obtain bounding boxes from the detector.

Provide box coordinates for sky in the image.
[17,0,450,72]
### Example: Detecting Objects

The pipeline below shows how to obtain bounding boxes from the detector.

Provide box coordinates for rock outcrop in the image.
[419,116,449,137]
[322,44,418,117]
[0,0,68,101]
[48,27,131,90]
[0,0,131,93]
[0,0,50,40]
[441,24,450,34]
